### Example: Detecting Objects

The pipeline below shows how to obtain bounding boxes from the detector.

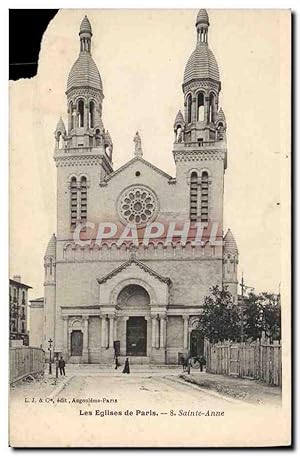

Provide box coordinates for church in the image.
[33,9,239,364]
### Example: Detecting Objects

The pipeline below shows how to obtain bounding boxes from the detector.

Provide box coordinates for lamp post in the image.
[239,274,254,342]
[48,338,53,375]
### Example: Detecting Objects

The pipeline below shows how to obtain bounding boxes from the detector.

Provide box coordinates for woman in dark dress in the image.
[123,357,130,374]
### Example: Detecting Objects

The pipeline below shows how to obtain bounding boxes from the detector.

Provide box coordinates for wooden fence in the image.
[10,347,45,384]
[205,339,281,386]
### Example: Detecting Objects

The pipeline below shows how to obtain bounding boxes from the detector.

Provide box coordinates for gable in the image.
[97,256,171,285]
[101,156,174,186]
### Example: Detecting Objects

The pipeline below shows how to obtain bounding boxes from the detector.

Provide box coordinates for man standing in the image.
[58,356,66,376]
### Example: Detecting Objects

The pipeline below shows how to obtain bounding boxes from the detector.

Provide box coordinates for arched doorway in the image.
[117,284,150,357]
[190,330,204,357]
[71,330,83,356]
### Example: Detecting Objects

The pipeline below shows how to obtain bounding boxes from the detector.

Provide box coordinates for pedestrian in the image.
[58,356,66,376]
[115,356,120,370]
[199,355,206,372]
[187,357,191,375]
[122,357,130,374]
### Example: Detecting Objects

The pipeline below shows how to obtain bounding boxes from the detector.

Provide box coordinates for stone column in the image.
[101,316,107,348]
[120,317,128,356]
[62,316,68,357]
[82,316,89,362]
[109,316,114,348]
[160,316,166,348]
[191,97,197,123]
[183,316,189,350]
[151,316,157,348]
[146,317,151,356]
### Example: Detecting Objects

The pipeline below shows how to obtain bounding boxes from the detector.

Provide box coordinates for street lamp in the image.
[48,338,53,375]
[239,274,254,342]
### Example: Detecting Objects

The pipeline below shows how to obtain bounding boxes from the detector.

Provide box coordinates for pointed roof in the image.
[66,16,102,93]
[80,15,92,34]
[224,229,238,255]
[184,44,219,84]
[104,130,112,143]
[196,9,209,26]
[55,117,66,133]
[216,107,226,123]
[174,110,185,127]
[103,156,173,183]
[97,255,171,285]
[45,234,56,257]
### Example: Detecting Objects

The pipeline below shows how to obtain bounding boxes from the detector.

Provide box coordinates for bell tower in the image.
[54,16,114,239]
[172,9,227,231]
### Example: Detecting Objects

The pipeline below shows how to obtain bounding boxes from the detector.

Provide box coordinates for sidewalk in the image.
[179,371,282,406]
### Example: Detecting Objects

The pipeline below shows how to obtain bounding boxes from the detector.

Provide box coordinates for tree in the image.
[243,292,281,341]
[198,286,240,343]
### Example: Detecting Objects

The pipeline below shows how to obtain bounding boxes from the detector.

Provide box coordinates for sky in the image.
[9,9,290,298]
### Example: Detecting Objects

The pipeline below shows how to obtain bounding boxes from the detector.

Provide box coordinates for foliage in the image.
[198,287,281,344]
[198,285,240,343]
[243,292,281,341]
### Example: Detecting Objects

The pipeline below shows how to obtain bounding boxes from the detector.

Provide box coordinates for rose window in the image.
[118,185,158,225]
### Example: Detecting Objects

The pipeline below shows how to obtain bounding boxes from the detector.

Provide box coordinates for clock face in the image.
[117,185,159,227]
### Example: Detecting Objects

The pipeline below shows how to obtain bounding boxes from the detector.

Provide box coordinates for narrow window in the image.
[187,94,192,123]
[208,93,215,123]
[70,101,74,130]
[78,100,84,127]
[197,92,204,121]
[70,177,78,229]
[89,101,95,128]
[201,171,209,222]
[218,122,224,140]
[190,172,198,222]
[80,176,87,223]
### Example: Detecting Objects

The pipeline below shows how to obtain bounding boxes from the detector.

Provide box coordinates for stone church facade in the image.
[37,10,239,364]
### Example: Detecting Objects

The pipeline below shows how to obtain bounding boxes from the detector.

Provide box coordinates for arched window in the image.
[217,122,224,140]
[70,177,78,229]
[70,101,74,130]
[89,101,95,128]
[78,99,84,127]
[197,92,204,122]
[208,93,215,123]
[190,172,198,222]
[80,176,87,223]
[187,94,192,123]
[176,125,183,143]
[200,171,209,222]
[56,131,62,149]
[95,128,101,146]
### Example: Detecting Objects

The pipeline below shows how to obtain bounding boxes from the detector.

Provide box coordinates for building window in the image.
[187,94,192,123]
[78,99,84,127]
[22,290,25,304]
[80,176,87,223]
[70,177,78,229]
[190,172,198,222]
[69,101,74,130]
[197,92,204,121]
[200,171,209,222]
[208,93,215,123]
[89,101,95,128]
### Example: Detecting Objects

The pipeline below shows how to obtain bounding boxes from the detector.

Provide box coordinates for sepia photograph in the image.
[8,8,291,447]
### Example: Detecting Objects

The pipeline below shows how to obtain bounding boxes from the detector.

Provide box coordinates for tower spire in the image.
[196,9,209,44]
[79,15,92,53]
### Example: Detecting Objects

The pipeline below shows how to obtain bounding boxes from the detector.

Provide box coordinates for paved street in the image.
[9,370,285,447]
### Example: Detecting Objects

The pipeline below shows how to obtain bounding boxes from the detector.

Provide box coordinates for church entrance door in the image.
[126,317,147,356]
[190,330,204,357]
[71,330,83,356]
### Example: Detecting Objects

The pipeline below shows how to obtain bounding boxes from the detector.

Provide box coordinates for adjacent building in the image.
[35,10,239,364]
[9,276,31,346]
